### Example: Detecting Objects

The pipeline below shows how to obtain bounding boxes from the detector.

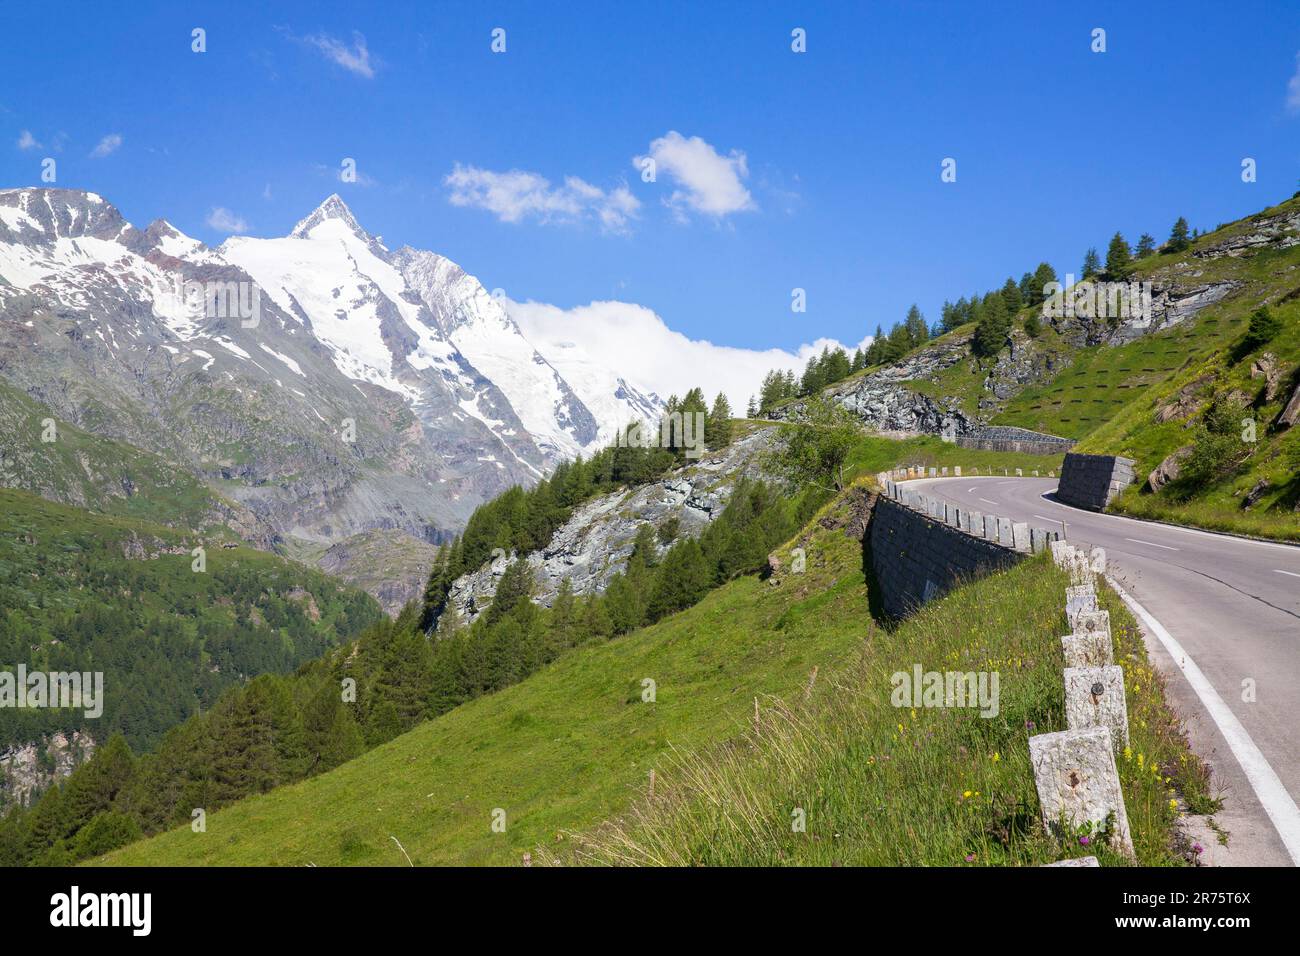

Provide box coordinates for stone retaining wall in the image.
[868,470,1064,619]
[953,425,1076,456]
[1056,453,1137,511]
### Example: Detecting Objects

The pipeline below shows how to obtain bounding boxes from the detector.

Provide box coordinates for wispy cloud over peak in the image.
[445,164,639,233]
[205,207,249,234]
[510,297,868,413]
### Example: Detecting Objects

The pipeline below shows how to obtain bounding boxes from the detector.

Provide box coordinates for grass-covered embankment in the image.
[560,552,1214,867]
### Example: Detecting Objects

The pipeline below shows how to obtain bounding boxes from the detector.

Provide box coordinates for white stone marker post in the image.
[1029,726,1134,857]
[1064,665,1129,748]
[1065,586,1098,628]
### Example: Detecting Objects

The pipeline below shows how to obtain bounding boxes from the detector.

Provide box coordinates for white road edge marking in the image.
[1107,575,1300,865]
[978,498,998,506]
[1275,569,1300,579]
[1124,537,1179,551]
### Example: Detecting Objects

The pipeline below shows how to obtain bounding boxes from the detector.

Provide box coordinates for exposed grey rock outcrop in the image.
[770,337,978,437]
[440,428,776,625]
[1249,352,1281,402]
[1278,382,1300,429]
[0,731,95,810]
[1148,445,1192,492]
[1192,210,1300,259]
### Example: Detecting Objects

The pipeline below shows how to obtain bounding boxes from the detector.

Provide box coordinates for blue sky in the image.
[4,0,1300,358]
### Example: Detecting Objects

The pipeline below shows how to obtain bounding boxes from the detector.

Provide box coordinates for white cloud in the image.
[635,131,756,220]
[509,298,869,414]
[301,31,376,78]
[445,164,639,232]
[89,133,122,158]
[16,129,40,150]
[1288,53,1300,112]
[205,207,249,234]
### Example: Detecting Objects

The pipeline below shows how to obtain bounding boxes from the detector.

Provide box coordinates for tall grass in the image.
[556,557,1213,867]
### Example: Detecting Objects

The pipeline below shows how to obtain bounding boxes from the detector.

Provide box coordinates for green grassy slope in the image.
[994,324,1235,440]
[1070,283,1300,538]
[843,432,1064,478]
[99,490,873,866]
[564,557,1212,867]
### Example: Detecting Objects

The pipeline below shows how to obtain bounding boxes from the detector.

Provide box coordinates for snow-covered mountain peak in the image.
[0,187,125,245]
[0,188,662,472]
[289,193,372,243]
[137,218,219,263]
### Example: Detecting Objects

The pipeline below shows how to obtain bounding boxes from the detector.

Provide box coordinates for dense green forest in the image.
[0,490,382,756]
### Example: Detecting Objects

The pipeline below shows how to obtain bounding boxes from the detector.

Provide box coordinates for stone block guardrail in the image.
[867,467,1065,618]
[869,468,1139,863]
[1031,541,1136,864]
[1056,453,1137,511]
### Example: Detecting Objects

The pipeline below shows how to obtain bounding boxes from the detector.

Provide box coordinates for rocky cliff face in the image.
[770,336,980,436]
[0,731,95,810]
[440,428,777,625]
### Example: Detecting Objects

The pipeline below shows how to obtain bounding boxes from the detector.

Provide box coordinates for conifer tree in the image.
[487,559,535,625]
[1082,247,1101,278]
[579,594,613,643]
[1017,273,1035,305]
[418,543,450,631]
[972,294,1009,359]
[903,304,928,348]
[1167,217,1191,252]
[1032,263,1060,306]
[1000,277,1023,315]
[323,705,365,769]
[706,392,733,449]
[209,683,279,802]
[1105,231,1132,279]
[547,578,578,660]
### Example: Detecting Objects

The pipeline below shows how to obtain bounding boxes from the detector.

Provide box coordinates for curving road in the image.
[911,475,1300,866]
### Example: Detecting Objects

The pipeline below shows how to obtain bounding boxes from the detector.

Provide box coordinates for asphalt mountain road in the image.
[911,475,1300,866]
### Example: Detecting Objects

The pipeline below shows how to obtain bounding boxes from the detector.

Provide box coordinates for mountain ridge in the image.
[0,187,663,610]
